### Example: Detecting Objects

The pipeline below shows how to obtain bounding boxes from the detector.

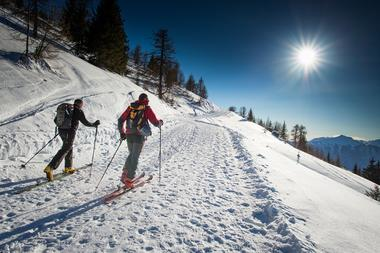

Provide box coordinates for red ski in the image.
[104,174,153,204]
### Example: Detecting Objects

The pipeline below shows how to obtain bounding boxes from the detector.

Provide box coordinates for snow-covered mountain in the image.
[368,139,380,148]
[1,9,380,253]
[309,135,380,170]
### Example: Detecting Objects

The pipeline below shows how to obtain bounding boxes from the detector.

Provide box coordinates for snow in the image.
[1,9,380,253]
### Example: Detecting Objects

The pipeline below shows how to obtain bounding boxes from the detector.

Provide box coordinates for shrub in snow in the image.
[365,185,380,201]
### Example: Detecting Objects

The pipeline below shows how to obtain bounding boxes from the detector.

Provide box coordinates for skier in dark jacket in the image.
[118,93,163,188]
[44,99,100,181]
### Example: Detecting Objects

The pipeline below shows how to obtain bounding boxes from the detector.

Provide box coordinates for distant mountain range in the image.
[309,135,380,170]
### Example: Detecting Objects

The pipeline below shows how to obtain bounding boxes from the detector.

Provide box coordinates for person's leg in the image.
[48,130,75,170]
[127,142,144,179]
[122,135,144,179]
[126,135,144,179]
[65,148,73,168]
[121,136,134,183]
[123,137,134,171]
[63,130,76,172]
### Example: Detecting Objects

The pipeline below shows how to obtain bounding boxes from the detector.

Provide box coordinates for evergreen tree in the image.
[228,106,236,112]
[0,0,24,9]
[194,80,201,95]
[131,45,143,85]
[258,119,264,127]
[61,0,76,35]
[274,121,281,132]
[291,124,300,147]
[240,107,247,118]
[62,0,89,54]
[280,121,288,141]
[147,56,160,76]
[365,185,380,201]
[247,109,254,122]
[32,0,40,37]
[165,62,180,89]
[200,85,208,99]
[362,158,380,184]
[16,0,24,9]
[142,52,149,69]
[327,152,331,163]
[198,78,208,99]
[353,163,361,175]
[24,1,32,55]
[178,71,185,87]
[132,45,142,66]
[30,0,49,38]
[152,29,175,99]
[87,0,128,74]
[335,154,341,167]
[185,75,196,93]
[298,125,308,151]
[265,118,273,131]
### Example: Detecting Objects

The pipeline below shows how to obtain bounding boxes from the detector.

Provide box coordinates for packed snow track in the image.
[0,114,316,252]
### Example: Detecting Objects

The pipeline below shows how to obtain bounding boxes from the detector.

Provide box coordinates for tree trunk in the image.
[26,2,31,55]
[32,0,38,38]
[158,38,164,99]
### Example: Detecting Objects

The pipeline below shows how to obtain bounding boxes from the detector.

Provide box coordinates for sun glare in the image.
[289,41,324,77]
[297,47,318,68]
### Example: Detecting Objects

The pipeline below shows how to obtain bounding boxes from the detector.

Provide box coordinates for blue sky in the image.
[59,0,380,140]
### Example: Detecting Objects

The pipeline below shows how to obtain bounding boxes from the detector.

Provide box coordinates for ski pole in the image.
[89,126,98,178]
[95,139,123,191]
[21,132,59,168]
[159,126,162,182]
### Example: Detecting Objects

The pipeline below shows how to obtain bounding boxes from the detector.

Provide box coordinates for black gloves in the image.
[93,120,100,127]
[157,119,163,128]
[120,133,127,140]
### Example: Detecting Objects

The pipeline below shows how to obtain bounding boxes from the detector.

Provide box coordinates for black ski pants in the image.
[48,129,76,169]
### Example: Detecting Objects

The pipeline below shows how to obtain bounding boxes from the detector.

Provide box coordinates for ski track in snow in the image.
[0,115,317,252]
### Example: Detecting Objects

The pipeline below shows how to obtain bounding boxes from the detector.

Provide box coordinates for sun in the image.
[297,47,318,68]
[290,42,323,76]
[284,34,330,83]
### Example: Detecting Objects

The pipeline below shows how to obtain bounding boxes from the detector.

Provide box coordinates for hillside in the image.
[1,10,380,253]
[310,135,380,170]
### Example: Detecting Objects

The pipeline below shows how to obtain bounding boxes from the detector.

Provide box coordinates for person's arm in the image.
[145,107,161,127]
[78,110,95,127]
[118,107,130,134]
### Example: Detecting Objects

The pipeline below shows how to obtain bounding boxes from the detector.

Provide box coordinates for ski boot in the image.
[44,165,54,181]
[121,170,135,188]
[63,167,76,174]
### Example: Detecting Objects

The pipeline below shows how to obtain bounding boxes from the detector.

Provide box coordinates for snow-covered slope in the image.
[309,135,380,170]
[1,10,380,253]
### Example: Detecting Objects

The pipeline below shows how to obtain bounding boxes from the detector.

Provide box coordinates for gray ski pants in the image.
[123,134,145,179]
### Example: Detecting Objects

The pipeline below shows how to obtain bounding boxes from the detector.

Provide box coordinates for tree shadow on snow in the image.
[0,50,24,63]
[0,16,69,52]
[0,196,105,249]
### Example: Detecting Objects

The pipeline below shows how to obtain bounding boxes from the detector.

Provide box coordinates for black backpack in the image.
[55,103,73,129]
